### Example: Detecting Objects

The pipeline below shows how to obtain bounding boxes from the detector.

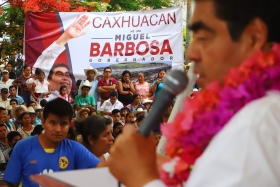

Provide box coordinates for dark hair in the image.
[0,124,7,130]
[153,131,162,135]
[120,107,130,112]
[81,86,90,90]
[7,131,21,143]
[157,69,166,78]
[109,91,118,98]
[60,85,67,93]
[23,65,31,70]
[0,107,5,113]
[136,114,145,123]
[125,112,134,118]
[43,98,73,121]
[10,99,18,105]
[112,109,120,116]
[76,79,82,88]
[113,122,122,131]
[9,85,17,90]
[40,99,48,108]
[19,112,30,121]
[29,101,36,106]
[75,115,112,144]
[132,94,140,102]
[67,126,77,140]
[120,114,125,117]
[211,0,280,42]
[31,125,44,136]
[35,68,44,75]
[103,67,112,72]
[121,70,131,82]
[0,180,14,187]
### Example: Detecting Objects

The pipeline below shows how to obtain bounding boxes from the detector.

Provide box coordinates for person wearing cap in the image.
[98,67,117,105]
[11,105,27,129]
[34,105,43,126]
[74,80,96,111]
[0,70,14,91]
[78,66,99,107]
[142,98,153,112]
[0,88,11,109]
[5,63,16,79]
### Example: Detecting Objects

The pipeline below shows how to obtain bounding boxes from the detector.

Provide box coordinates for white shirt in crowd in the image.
[144,91,280,187]
[0,98,10,109]
[0,79,14,90]
[100,99,123,113]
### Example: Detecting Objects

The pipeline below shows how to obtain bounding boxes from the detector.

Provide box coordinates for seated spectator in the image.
[126,94,144,112]
[0,107,14,131]
[17,112,35,139]
[29,101,37,109]
[27,107,37,125]
[11,105,27,129]
[120,107,130,117]
[0,70,14,90]
[8,85,25,105]
[0,88,10,109]
[100,91,123,116]
[3,131,21,161]
[111,109,122,124]
[112,122,123,138]
[120,114,125,124]
[0,124,9,156]
[74,80,96,112]
[153,131,162,146]
[133,108,147,119]
[31,125,44,136]
[58,85,73,103]
[117,70,135,106]
[9,99,18,108]
[3,98,101,186]
[142,99,153,112]
[76,108,90,122]
[34,105,43,125]
[136,114,145,127]
[153,103,173,133]
[67,126,77,141]
[75,115,114,161]
[125,112,135,124]
[5,106,15,131]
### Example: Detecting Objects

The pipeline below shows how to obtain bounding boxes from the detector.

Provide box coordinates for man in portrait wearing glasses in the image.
[97,67,117,105]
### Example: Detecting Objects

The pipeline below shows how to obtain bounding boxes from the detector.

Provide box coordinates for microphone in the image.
[138,70,189,137]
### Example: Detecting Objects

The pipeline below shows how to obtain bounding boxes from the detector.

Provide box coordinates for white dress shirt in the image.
[144,90,280,187]
[100,99,123,113]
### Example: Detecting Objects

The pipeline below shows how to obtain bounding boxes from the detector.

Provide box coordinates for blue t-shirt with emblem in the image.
[3,135,100,187]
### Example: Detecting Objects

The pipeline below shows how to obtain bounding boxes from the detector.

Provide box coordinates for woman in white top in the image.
[75,115,114,161]
[17,112,34,139]
[30,69,51,103]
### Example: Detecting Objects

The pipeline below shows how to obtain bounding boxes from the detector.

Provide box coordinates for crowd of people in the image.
[0,62,176,186]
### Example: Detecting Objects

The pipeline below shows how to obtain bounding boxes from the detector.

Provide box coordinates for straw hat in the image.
[142,99,153,104]
[27,106,36,114]
[84,66,98,77]
[76,108,90,122]
[80,80,92,90]
[35,105,43,111]
[11,105,27,118]
[6,105,12,111]
[133,108,147,116]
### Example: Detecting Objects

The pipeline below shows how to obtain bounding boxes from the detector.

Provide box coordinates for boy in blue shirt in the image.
[3,98,101,187]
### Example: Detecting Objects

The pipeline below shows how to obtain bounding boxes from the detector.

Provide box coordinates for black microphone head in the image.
[163,70,188,95]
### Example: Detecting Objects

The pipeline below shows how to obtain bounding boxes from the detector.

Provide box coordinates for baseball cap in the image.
[1,70,8,74]
[1,88,8,93]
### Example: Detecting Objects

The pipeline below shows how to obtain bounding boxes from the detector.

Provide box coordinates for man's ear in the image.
[248,18,268,51]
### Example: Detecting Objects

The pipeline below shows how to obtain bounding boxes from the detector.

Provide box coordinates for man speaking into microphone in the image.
[108,0,280,186]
